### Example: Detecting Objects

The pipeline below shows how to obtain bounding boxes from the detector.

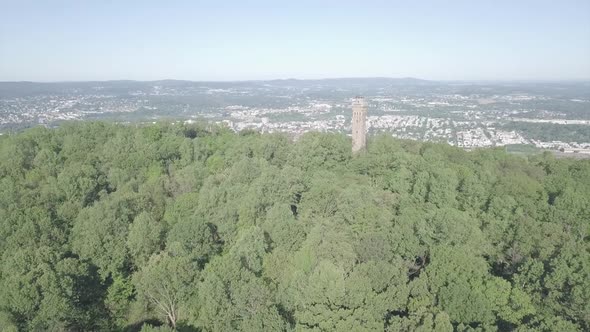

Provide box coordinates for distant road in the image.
[552,151,590,159]
[511,118,590,125]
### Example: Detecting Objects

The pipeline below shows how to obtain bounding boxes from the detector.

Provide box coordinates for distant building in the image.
[352,96,368,153]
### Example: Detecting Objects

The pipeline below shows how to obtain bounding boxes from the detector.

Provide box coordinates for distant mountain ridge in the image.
[0,78,435,97]
[1,78,587,98]
[1,77,431,84]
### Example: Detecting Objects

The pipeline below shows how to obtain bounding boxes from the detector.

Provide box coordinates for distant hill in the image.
[263,77,435,86]
[0,78,436,97]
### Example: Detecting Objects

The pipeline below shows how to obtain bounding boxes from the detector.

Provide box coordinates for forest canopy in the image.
[0,122,588,331]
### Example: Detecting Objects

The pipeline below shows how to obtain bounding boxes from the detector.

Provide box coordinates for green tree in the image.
[127,212,165,267]
[133,252,198,329]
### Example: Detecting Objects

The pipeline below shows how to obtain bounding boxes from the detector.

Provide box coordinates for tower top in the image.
[352,96,367,108]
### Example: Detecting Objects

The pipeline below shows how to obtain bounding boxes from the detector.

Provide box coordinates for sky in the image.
[1,0,589,81]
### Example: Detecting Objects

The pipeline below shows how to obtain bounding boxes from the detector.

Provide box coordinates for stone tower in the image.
[351,96,367,153]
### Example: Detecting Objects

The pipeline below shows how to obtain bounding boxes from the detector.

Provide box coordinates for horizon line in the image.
[1,76,590,84]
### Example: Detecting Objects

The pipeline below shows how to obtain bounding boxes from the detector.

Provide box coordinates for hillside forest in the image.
[0,122,588,331]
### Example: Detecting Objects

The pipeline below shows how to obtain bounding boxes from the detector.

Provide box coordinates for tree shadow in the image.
[123,319,163,332]
[123,320,200,332]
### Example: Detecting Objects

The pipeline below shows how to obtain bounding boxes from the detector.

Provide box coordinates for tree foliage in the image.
[0,122,588,331]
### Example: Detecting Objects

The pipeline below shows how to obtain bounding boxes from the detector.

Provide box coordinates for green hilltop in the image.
[0,122,588,331]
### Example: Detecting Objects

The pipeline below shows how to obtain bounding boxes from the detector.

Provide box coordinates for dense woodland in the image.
[0,122,588,332]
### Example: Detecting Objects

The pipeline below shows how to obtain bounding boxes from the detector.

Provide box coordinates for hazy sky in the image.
[1,0,589,81]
